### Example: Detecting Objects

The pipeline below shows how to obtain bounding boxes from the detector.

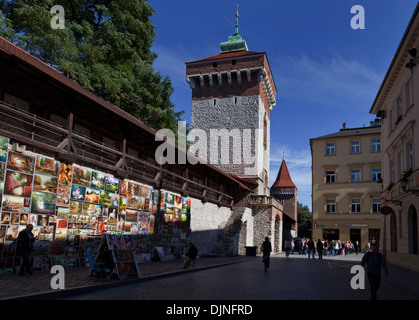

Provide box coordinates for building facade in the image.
[370,5,419,272]
[0,35,257,273]
[310,121,382,250]
[185,11,293,253]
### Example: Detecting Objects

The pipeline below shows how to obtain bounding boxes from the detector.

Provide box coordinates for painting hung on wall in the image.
[99,190,111,206]
[72,166,91,187]
[128,182,140,196]
[91,172,106,190]
[3,170,33,197]
[7,152,34,174]
[0,136,9,162]
[58,163,72,186]
[31,191,56,215]
[33,174,58,194]
[85,188,100,203]
[119,180,127,197]
[106,176,119,192]
[2,195,24,212]
[56,185,70,207]
[35,156,59,177]
[70,184,86,201]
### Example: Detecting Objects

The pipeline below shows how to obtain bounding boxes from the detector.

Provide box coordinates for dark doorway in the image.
[408,205,418,255]
[323,229,339,241]
[350,229,361,244]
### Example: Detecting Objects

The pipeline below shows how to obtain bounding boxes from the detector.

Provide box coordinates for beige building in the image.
[369,5,419,272]
[310,121,382,251]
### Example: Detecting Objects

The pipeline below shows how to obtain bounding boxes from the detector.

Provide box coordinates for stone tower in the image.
[185,9,277,196]
[271,159,298,239]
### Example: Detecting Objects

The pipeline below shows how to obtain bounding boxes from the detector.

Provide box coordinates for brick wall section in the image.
[186,53,276,119]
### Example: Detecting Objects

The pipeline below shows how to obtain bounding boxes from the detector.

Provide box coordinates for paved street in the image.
[62,253,419,301]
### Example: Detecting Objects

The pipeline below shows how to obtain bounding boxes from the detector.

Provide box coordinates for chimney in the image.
[342,122,347,130]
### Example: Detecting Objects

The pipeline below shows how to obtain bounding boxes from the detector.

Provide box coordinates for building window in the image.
[390,159,395,183]
[372,199,381,214]
[350,169,361,182]
[396,92,403,121]
[351,199,361,213]
[406,142,414,170]
[371,139,381,152]
[263,117,267,150]
[371,168,382,182]
[326,200,336,213]
[326,142,335,156]
[405,78,412,109]
[350,140,360,154]
[325,171,336,183]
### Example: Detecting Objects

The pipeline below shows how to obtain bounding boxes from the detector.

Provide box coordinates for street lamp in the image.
[400,177,419,196]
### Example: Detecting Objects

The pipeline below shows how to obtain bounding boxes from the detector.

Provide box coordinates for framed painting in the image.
[35,155,59,176]
[3,170,33,197]
[33,173,58,194]
[7,151,34,174]
[58,163,72,186]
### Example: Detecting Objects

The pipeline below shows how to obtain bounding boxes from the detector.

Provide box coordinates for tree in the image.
[0,0,184,133]
[297,202,312,238]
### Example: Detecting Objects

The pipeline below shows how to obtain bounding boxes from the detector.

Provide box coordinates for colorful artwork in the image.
[106,176,119,192]
[72,166,91,187]
[35,156,59,176]
[58,163,72,186]
[91,172,106,190]
[99,190,111,206]
[70,184,86,201]
[3,170,33,197]
[2,195,24,212]
[85,188,100,203]
[119,180,127,197]
[0,136,9,162]
[56,185,71,207]
[33,174,58,194]
[69,201,83,214]
[7,152,34,174]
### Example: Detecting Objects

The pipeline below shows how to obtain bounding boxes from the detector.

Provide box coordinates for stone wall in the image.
[191,95,268,194]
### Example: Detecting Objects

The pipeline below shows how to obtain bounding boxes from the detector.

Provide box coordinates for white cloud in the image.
[272,52,382,109]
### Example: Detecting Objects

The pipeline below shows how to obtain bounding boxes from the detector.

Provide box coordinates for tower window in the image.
[213,99,216,106]
[213,62,217,68]
[234,97,238,104]
[232,59,236,65]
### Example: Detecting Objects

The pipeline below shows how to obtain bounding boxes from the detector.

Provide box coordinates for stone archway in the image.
[408,205,418,255]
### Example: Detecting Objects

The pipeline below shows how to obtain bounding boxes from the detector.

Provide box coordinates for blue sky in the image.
[149,0,419,210]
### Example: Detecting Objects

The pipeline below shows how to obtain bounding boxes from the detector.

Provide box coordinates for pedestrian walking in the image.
[354,241,360,256]
[284,238,292,258]
[361,243,388,300]
[261,237,272,268]
[307,238,315,259]
[316,239,324,259]
[17,224,35,275]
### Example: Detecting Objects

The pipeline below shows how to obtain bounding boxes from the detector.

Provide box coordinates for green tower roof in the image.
[220,9,248,53]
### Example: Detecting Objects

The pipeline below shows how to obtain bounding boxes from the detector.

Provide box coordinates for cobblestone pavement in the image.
[0,255,252,300]
[2,252,419,301]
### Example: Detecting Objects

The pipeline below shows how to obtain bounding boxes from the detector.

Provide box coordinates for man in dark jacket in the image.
[361,243,388,300]
[307,238,315,259]
[17,224,35,275]
[183,242,198,269]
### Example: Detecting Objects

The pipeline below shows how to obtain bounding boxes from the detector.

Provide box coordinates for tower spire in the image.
[219,4,248,53]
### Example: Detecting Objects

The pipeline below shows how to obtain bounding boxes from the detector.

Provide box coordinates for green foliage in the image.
[0,0,184,133]
[297,202,312,238]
